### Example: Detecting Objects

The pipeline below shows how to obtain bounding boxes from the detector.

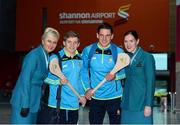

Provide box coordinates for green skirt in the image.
[121,109,153,124]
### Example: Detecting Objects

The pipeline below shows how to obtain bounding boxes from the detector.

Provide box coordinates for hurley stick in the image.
[91,53,130,94]
[49,58,85,106]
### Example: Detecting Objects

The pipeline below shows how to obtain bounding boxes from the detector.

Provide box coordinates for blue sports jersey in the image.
[81,43,126,100]
[44,48,84,110]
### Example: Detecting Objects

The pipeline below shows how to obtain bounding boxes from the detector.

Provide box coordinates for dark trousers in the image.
[37,103,78,124]
[37,103,50,124]
[89,98,121,124]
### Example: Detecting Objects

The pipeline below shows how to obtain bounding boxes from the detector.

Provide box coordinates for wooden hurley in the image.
[91,53,130,94]
[49,58,85,106]
[66,82,81,99]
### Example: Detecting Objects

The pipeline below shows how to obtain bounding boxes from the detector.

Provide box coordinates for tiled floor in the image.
[0,102,180,124]
[0,90,180,124]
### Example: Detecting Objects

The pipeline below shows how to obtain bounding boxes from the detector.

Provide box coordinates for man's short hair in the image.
[63,31,80,43]
[97,22,113,34]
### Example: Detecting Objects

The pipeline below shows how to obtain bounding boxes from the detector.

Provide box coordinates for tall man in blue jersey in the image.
[81,22,126,124]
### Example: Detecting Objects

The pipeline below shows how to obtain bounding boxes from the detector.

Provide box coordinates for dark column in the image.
[0,0,16,51]
[42,7,48,32]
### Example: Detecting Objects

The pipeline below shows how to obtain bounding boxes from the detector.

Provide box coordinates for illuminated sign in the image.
[59,4,130,24]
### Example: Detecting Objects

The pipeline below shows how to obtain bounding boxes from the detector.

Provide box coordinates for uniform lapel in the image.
[38,45,48,73]
[131,48,143,67]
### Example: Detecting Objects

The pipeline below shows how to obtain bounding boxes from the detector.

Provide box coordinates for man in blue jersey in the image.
[81,22,126,124]
[37,31,86,124]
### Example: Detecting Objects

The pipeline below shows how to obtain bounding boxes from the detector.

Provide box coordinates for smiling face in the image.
[63,37,80,55]
[41,27,59,53]
[124,34,139,53]
[97,29,114,48]
[42,33,58,53]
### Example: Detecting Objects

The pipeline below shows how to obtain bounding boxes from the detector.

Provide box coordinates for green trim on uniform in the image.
[115,74,126,80]
[44,77,60,85]
[48,104,79,110]
[92,96,122,100]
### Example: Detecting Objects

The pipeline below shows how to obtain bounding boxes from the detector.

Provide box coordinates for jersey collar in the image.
[97,42,111,50]
[63,48,79,58]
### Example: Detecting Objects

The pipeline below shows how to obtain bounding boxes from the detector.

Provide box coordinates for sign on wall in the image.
[16,0,169,52]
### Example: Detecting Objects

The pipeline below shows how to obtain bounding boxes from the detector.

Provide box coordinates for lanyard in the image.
[41,46,49,69]
[130,48,140,65]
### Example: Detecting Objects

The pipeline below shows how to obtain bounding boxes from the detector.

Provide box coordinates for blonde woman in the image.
[10,27,60,124]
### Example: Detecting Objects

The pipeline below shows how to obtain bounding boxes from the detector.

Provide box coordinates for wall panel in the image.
[16,0,169,52]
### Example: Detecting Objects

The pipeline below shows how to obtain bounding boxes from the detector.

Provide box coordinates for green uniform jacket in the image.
[121,47,155,111]
[10,45,49,113]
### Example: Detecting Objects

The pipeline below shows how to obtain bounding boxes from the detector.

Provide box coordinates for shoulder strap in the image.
[41,52,63,109]
[110,43,119,90]
[88,42,98,61]
[55,52,62,111]
[55,52,62,70]
[110,43,118,63]
[56,85,62,111]
[87,43,97,88]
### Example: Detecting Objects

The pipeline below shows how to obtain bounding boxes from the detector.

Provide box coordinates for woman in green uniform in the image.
[121,30,156,124]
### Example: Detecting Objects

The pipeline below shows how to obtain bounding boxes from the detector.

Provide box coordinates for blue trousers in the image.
[89,98,121,124]
[10,107,37,124]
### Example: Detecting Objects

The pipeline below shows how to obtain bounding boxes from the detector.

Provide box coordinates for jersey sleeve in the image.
[80,47,91,91]
[44,53,60,86]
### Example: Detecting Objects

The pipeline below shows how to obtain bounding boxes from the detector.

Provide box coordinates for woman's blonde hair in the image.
[42,27,60,40]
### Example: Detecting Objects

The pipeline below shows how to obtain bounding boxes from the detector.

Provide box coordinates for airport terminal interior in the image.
[0,0,180,124]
